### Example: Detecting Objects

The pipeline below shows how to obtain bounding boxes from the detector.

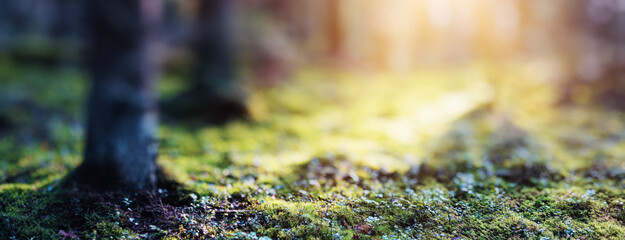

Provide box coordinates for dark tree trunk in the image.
[73,0,163,191]
[193,0,236,92]
[560,0,625,109]
[162,0,247,124]
[325,0,343,59]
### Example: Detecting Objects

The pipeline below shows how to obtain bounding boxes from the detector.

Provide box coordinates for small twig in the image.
[212,209,254,213]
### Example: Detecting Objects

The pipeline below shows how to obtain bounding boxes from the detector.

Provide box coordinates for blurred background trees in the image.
[0,0,623,107]
[161,0,249,124]
[562,0,625,110]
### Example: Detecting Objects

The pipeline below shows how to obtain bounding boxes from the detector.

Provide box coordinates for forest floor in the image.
[1,58,625,239]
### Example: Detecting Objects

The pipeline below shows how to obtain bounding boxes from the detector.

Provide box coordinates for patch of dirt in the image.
[403,162,481,185]
[61,169,262,239]
[579,163,625,180]
[295,155,400,188]
[495,163,563,185]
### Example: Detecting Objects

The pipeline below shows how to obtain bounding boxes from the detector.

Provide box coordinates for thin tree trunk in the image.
[161,0,247,124]
[74,0,162,191]
[193,0,235,92]
[326,0,343,59]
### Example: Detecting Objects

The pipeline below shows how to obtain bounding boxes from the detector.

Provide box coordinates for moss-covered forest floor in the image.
[1,58,625,239]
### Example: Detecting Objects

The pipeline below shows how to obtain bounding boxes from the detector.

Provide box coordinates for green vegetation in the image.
[1,60,625,239]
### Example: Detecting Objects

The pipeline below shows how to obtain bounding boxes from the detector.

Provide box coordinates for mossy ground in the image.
[1,57,625,239]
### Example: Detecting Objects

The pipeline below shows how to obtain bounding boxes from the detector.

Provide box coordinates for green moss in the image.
[3,62,625,238]
[0,186,111,239]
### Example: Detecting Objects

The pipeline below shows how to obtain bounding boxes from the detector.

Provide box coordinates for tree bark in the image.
[161,0,248,124]
[73,0,162,191]
[559,0,625,110]
[192,0,235,92]
[325,0,343,59]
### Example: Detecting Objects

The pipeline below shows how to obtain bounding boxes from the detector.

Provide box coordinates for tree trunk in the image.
[325,0,343,60]
[161,0,248,124]
[73,0,162,191]
[559,0,625,110]
[193,0,235,92]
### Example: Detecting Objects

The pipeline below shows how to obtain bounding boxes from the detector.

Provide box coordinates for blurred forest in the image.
[2,0,625,239]
[1,0,623,83]
[1,0,624,112]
